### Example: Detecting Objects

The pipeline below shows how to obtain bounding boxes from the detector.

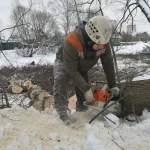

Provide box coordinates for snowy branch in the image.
[137,0,150,22]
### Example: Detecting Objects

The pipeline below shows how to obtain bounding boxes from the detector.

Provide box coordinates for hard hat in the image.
[85,15,112,44]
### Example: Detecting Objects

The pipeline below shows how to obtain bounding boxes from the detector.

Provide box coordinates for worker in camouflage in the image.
[53,15,120,125]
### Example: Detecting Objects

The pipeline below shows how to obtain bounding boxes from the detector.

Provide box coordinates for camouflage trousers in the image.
[53,60,89,115]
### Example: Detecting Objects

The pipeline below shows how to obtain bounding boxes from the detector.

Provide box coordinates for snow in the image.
[1,42,150,149]
[0,50,56,68]
[114,41,148,54]
[84,134,107,150]
[104,113,120,128]
[0,126,4,141]
[0,106,150,150]
[139,0,150,18]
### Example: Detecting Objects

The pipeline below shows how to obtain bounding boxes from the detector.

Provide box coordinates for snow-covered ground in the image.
[0,105,150,150]
[114,41,149,54]
[0,42,150,150]
[0,50,56,68]
[0,106,150,150]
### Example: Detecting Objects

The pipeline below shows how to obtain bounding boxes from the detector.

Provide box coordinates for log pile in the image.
[8,80,54,111]
[8,80,24,94]
[28,84,54,111]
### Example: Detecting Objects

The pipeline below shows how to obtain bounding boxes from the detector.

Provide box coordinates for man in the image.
[53,15,120,125]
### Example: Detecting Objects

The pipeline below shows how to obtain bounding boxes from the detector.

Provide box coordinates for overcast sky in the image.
[0,0,12,29]
[0,0,150,38]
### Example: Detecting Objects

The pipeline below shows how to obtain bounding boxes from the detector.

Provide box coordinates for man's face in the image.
[93,43,108,50]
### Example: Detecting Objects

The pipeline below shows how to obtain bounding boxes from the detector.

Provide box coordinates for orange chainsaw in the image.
[83,84,118,111]
[93,84,112,103]
[93,89,112,102]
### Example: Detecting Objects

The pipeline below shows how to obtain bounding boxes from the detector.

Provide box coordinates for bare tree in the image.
[31,10,56,39]
[48,0,81,36]
[11,2,61,56]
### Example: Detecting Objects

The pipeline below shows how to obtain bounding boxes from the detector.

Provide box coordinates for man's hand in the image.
[84,89,95,105]
[110,87,120,97]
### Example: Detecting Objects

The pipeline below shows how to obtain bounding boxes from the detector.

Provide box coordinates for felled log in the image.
[22,80,32,91]
[68,94,77,110]
[28,85,42,99]
[29,94,78,112]
[9,80,21,86]
[29,95,54,111]
[34,90,49,101]
[8,85,24,94]
[8,79,33,93]
[8,79,23,94]
[119,80,150,116]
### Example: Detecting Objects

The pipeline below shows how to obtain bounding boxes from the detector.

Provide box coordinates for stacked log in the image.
[28,83,54,111]
[8,80,33,94]
[68,94,77,110]
[8,80,54,111]
[29,95,54,111]
[8,80,24,94]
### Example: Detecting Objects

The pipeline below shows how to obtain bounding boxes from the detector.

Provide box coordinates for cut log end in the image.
[23,80,32,89]
[9,85,23,94]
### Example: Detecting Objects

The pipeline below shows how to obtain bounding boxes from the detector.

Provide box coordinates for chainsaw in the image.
[83,84,121,124]
[84,84,120,113]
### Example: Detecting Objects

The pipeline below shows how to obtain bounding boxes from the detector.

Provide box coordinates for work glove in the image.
[110,87,120,97]
[84,89,95,105]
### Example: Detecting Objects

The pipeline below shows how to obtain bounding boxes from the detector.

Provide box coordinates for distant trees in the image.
[10,3,62,56]
[121,32,150,42]
[48,0,80,36]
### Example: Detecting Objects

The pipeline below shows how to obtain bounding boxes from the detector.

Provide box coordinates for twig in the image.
[112,139,124,150]
[0,112,20,121]
[0,75,10,107]
[131,97,139,123]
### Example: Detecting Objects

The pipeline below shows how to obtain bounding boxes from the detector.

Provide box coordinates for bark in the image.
[28,85,42,99]
[119,80,150,116]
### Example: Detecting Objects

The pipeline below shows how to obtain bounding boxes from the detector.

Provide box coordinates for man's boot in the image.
[75,86,89,112]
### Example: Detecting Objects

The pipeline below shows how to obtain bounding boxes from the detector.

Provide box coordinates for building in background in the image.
[110,20,122,46]
[127,25,136,34]
[110,20,117,31]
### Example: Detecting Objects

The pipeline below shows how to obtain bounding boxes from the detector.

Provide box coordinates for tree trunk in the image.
[119,80,150,116]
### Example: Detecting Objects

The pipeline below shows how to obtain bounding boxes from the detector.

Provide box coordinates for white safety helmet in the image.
[85,15,112,44]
